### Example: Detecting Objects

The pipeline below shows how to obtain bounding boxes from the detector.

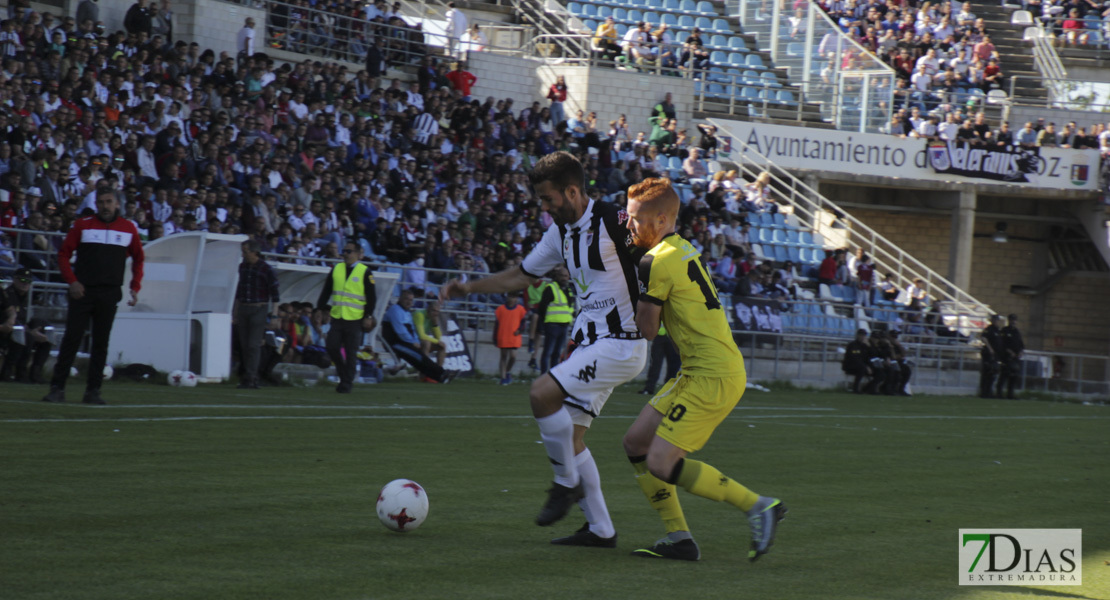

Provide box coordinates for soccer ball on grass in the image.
[167,370,198,387]
[376,479,429,532]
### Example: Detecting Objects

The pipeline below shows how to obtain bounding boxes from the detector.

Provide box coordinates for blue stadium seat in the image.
[709,34,728,49]
[567,2,584,17]
[597,5,613,18]
[786,42,804,57]
[712,18,730,32]
[696,1,716,15]
[772,229,787,244]
[583,19,598,31]
[786,229,799,245]
[662,13,678,26]
[645,0,663,7]
[710,50,727,64]
[695,16,713,29]
[773,245,790,262]
[614,7,628,20]
[678,15,696,28]
[758,228,773,243]
[742,69,759,84]
[667,155,683,176]
[745,54,765,69]
[663,0,681,11]
[728,36,747,52]
[707,83,727,99]
[584,3,599,17]
[628,9,643,22]
[708,68,726,82]
[674,30,689,43]
[616,23,629,35]
[780,313,794,332]
[759,212,775,226]
[760,71,777,84]
[629,0,647,6]
[799,231,814,246]
[644,11,661,23]
[679,0,698,13]
[777,90,797,106]
[728,52,746,67]
[772,213,786,227]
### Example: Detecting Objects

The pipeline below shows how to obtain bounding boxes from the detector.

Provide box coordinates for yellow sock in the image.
[675,459,759,512]
[632,458,689,534]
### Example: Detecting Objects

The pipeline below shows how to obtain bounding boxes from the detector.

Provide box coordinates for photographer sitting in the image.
[382,289,457,383]
[1,268,53,383]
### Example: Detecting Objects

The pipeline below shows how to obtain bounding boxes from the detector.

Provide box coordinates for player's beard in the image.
[549,201,577,226]
[631,223,661,249]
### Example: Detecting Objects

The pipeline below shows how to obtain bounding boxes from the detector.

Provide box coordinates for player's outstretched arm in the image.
[635,300,662,341]
[440,266,536,302]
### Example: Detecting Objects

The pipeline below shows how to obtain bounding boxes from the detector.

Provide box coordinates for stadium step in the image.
[964,4,1051,105]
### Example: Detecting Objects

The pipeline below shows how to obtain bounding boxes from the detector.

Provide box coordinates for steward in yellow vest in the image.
[536,266,573,374]
[316,241,378,393]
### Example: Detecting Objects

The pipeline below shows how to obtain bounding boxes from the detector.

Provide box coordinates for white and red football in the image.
[376,479,429,532]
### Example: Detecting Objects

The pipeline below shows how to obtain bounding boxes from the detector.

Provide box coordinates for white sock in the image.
[535,408,578,487]
[576,449,615,539]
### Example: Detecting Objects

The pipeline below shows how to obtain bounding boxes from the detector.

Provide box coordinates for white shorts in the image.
[549,337,648,427]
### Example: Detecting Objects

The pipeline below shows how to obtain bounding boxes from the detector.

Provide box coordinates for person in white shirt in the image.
[445,1,468,58]
[288,91,309,122]
[236,17,255,66]
[956,2,976,26]
[459,24,488,54]
[405,82,424,112]
[913,115,938,139]
[914,48,940,78]
[937,113,959,141]
[622,22,648,59]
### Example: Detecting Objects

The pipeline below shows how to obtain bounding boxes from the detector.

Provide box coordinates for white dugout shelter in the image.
[107,232,397,380]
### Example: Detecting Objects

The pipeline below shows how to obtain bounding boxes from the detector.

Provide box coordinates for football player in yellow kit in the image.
[622,177,786,562]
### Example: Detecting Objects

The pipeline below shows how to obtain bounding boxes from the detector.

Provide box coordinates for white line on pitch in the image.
[1,414,1105,424]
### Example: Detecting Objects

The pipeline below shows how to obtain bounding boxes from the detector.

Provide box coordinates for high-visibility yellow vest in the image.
[544,282,573,324]
[330,262,369,320]
[526,279,547,307]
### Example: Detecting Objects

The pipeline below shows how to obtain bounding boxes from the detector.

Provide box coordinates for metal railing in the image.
[707,117,995,328]
[1039,14,1110,60]
[522,32,816,122]
[1031,30,1072,104]
[0,227,66,282]
[259,251,515,313]
[511,0,592,59]
[261,0,533,66]
[1009,75,1110,114]
[732,0,895,133]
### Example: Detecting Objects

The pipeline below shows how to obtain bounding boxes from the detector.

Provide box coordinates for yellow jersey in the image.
[638,233,743,377]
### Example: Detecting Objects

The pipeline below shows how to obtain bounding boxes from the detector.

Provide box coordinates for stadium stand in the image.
[2,0,1108,389]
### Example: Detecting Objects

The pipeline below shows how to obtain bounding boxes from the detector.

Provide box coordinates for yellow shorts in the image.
[648,372,747,453]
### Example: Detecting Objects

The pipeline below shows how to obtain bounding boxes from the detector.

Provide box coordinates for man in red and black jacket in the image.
[43,189,144,405]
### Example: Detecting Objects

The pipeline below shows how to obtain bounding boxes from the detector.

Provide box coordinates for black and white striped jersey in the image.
[520,199,644,346]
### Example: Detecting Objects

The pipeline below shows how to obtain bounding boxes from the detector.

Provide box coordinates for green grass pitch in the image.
[1,379,1107,600]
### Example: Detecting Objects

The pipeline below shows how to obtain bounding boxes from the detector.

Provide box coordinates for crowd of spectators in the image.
[0,0,794,308]
[814,0,1006,112]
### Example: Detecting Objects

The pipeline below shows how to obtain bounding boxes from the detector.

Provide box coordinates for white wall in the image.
[34,0,264,58]
[467,52,695,139]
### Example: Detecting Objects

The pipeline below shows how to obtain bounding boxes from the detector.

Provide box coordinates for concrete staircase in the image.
[975,3,1050,104]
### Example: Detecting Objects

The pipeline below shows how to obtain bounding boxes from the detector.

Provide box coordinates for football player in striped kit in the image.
[442,151,647,547]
